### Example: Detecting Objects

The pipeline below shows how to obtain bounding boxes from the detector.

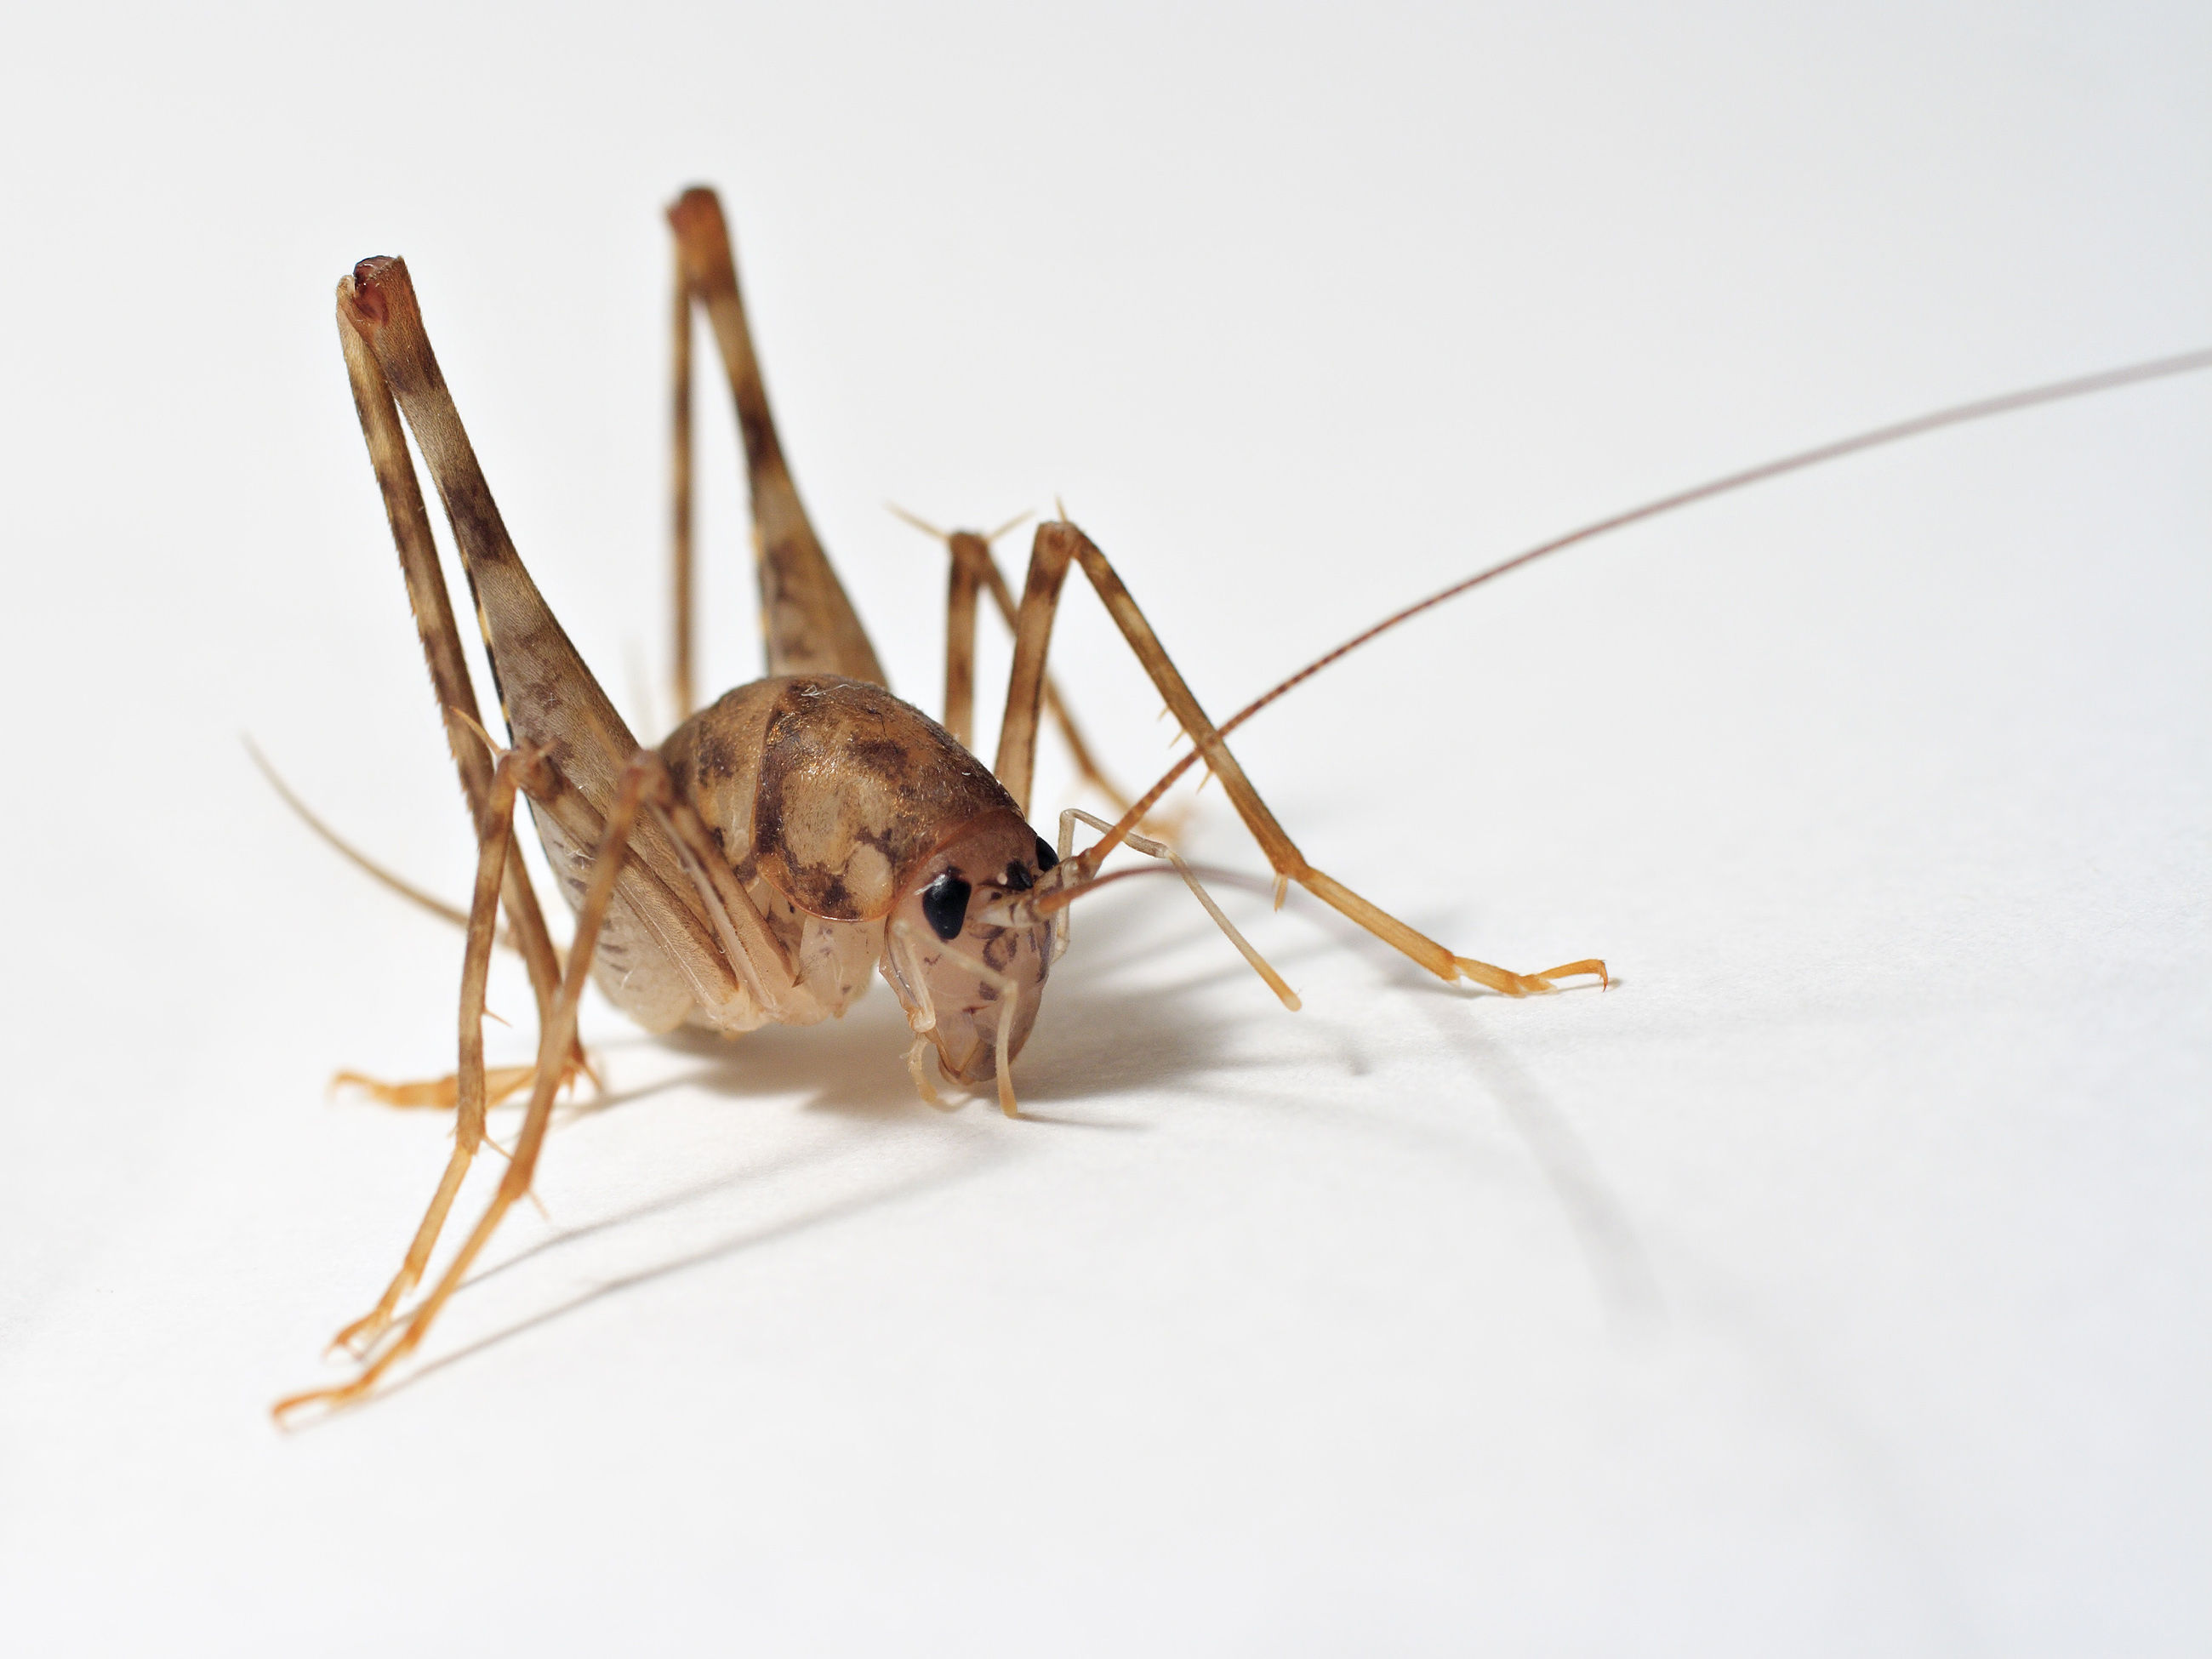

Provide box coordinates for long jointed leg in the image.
[890,505,1140,814]
[666,187,886,686]
[298,259,756,1409]
[247,742,589,1111]
[669,225,696,721]
[964,527,1137,812]
[941,529,984,746]
[322,271,611,1353]
[342,255,738,1013]
[1000,522,1605,997]
[335,294,566,1032]
[322,742,538,1359]
[277,752,656,1419]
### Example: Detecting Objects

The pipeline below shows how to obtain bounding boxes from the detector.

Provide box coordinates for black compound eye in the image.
[1034,835,1059,872]
[1002,863,1034,892]
[920,870,972,941]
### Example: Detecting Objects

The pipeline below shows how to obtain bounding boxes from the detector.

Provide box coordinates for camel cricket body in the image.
[286,185,1605,1417]
[294,180,2212,1414]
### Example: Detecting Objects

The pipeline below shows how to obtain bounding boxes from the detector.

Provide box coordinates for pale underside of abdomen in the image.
[526,790,883,1040]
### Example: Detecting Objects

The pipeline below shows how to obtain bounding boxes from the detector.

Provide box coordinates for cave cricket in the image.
[271,186,2210,1417]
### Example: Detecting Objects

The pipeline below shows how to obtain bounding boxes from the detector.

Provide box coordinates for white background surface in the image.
[2,3,2207,1653]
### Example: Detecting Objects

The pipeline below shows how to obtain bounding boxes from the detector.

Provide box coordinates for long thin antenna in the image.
[1083,346,2212,870]
[245,735,475,934]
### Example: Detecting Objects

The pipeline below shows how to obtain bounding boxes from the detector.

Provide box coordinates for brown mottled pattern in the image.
[667,189,887,687]
[738,677,1023,921]
[345,256,728,999]
[658,678,781,878]
[334,296,567,1032]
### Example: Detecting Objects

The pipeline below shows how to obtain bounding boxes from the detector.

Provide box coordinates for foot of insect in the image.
[328,1295,421,1365]
[334,1063,536,1110]
[282,1302,440,1421]
[331,1051,596,1112]
[324,1143,556,1362]
[1454,955,1610,996]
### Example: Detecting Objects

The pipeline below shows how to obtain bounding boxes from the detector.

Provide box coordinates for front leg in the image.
[322,741,539,1359]
[998,520,1606,996]
[278,751,658,1418]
